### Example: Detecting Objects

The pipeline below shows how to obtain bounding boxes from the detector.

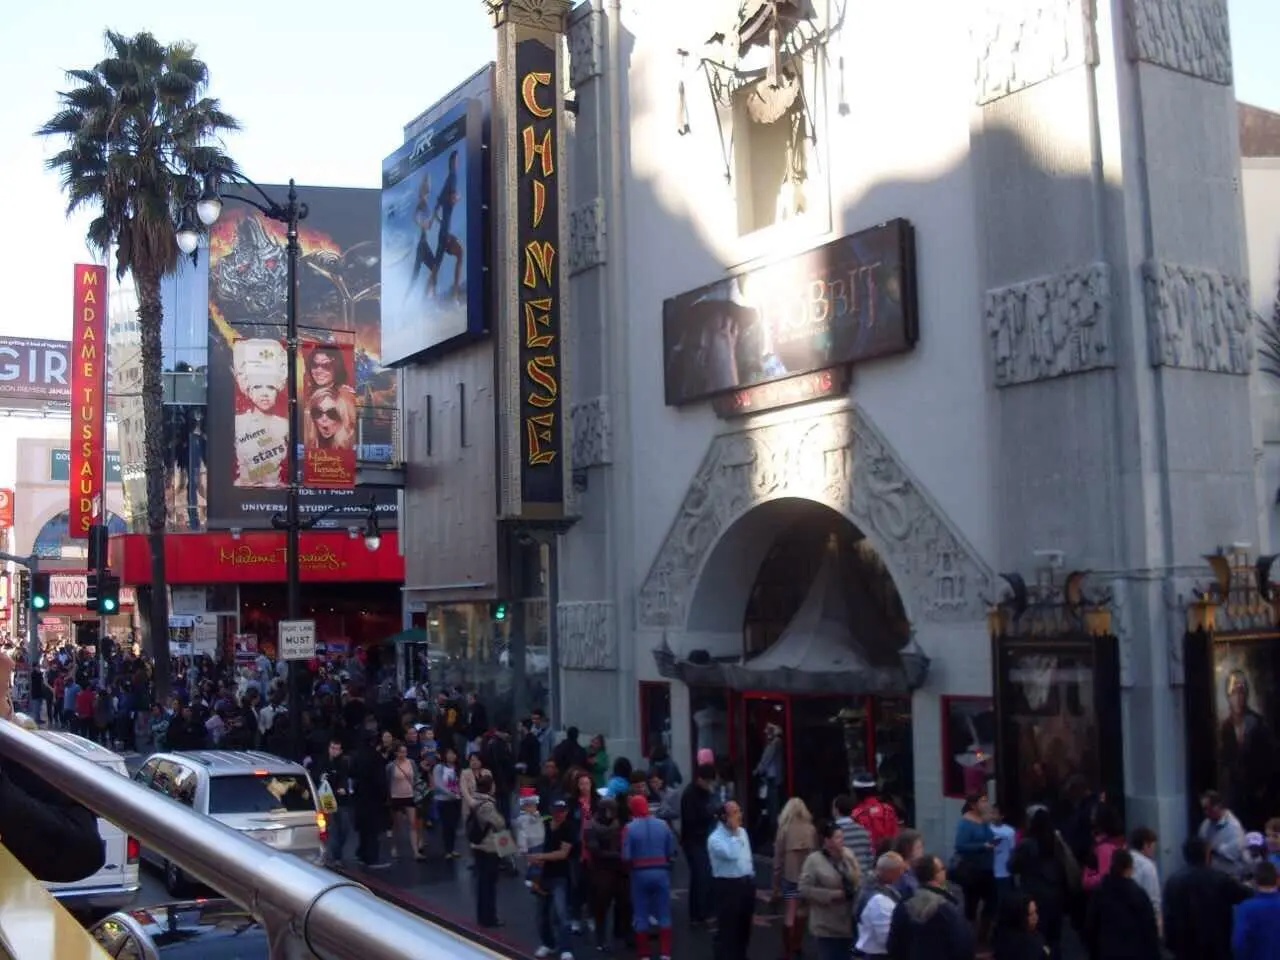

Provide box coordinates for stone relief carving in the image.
[558,600,617,670]
[972,0,1097,105]
[636,405,994,628]
[568,4,603,87]
[572,395,613,468]
[1143,261,1254,375]
[568,198,607,275]
[483,0,573,30]
[986,263,1113,387]
[1125,0,1233,85]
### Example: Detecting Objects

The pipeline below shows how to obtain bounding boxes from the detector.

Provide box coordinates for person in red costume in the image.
[622,794,676,960]
[850,771,901,851]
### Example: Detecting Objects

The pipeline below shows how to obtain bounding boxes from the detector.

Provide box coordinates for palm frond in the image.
[37,27,240,281]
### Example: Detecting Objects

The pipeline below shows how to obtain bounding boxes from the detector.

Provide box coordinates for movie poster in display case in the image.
[1185,627,1280,831]
[992,634,1123,823]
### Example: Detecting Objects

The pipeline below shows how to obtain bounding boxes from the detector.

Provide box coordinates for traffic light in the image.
[87,523,109,574]
[86,571,100,611]
[98,573,120,615]
[30,572,50,611]
[493,602,507,622]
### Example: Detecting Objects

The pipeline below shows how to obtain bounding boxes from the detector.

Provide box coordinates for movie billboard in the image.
[380,66,492,364]
[662,219,919,407]
[206,185,399,529]
[0,337,70,410]
[299,341,357,488]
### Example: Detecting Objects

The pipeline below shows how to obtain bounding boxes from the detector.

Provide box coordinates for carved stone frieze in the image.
[1125,0,1232,85]
[483,0,573,30]
[636,405,994,628]
[986,263,1113,387]
[1143,261,1254,374]
[568,198,607,275]
[572,395,612,467]
[568,4,603,87]
[557,600,617,670]
[972,0,1098,105]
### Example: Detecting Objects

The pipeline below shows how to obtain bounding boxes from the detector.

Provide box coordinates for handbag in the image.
[492,828,517,859]
[316,776,338,815]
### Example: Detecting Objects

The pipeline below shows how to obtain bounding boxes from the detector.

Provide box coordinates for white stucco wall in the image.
[618,0,995,596]
[1245,159,1280,549]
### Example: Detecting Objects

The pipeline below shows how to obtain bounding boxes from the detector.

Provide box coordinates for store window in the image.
[941,696,995,799]
[639,682,672,758]
[425,598,550,732]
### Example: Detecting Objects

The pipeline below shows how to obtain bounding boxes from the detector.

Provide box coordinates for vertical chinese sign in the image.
[490,0,573,522]
[515,38,563,507]
[69,263,106,538]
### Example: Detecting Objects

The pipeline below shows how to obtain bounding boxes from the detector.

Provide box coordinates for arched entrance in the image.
[640,405,993,845]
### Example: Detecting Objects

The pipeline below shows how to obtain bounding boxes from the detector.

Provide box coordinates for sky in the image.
[0,0,1276,347]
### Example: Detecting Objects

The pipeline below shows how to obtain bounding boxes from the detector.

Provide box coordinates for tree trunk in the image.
[135,267,172,702]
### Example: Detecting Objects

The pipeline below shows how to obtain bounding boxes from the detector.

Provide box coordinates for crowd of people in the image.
[11,641,1280,960]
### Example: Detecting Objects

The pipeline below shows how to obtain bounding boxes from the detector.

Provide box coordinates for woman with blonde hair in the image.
[304,384,357,450]
[772,796,819,960]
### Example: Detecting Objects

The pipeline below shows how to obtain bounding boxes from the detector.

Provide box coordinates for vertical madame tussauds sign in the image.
[488,0,573,521]
[69,263,106,538]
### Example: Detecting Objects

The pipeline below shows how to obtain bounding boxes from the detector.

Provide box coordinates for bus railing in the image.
[0,843,109,960]
[0,721,502,960]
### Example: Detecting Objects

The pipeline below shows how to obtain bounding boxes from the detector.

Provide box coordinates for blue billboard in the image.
[380,66,492,364]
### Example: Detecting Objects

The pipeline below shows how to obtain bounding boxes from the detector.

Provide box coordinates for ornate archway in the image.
[32,509,127,559]
[636,404,993,631]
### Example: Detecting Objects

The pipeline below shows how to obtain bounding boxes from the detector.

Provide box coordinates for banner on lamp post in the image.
[298,341,357,488]
[69,264,107,538]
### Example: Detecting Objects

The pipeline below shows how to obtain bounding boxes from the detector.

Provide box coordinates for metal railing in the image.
[0,722,503,960]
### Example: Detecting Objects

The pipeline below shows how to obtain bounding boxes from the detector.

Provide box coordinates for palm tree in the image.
[38,30,239,699]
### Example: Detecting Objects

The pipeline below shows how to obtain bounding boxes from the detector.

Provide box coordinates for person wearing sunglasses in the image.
[304,385,357,450]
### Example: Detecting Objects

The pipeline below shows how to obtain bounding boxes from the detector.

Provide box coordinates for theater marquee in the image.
[490,0,574,523]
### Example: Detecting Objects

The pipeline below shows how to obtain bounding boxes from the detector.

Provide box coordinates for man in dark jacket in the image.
[681,764,718,927]
[552,726,588,775]
[1084,849,1161,960]
[886,854,974,960]
[311,735,355,866]
[1163,836,1250,960]
[350,732,389,868]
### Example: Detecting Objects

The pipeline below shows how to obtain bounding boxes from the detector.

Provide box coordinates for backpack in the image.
[467,804,492,845]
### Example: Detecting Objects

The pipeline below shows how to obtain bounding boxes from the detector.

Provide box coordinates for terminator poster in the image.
[206,185,399,528]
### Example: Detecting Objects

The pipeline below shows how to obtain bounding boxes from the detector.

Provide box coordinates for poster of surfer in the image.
[299,341,357,488]
[379,67,490,364]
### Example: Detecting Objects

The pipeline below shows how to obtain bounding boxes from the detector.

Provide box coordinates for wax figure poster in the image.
[299,341,357,488]
[205,186,399,527]
[231,338,288,489]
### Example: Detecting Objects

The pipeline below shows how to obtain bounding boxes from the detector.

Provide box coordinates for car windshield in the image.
[207,774,314,815]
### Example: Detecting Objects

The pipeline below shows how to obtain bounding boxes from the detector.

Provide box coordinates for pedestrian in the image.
[1083,849,1160,960]
[468,771,507,930]
[1128,827,1162,934]
[797,820,860,960]
[885,853,974,960]
[1162,836,1249,960]
[850,771,900,851]
[681,762,718,928]
[313,736,354,866]
[952,792,997,942]
[1008,807,1077,960]
[772,797,818,960]
[832,794,875,878]
[990,891,1048,960]
[585,797,625,949]
[854,852,904,960]
[708,800,756,960]
[1197,790,1247,875]
[622,794,676,960]
[528,798,574,959]
[1232,860,1280,960]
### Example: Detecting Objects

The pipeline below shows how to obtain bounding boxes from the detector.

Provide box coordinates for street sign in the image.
[278,619,317,661]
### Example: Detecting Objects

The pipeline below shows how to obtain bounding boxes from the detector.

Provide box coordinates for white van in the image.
[33,730,141,915]
[133,750,326,895]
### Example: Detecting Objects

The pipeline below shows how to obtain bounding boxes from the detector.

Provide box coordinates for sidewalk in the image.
[336,833,787,960]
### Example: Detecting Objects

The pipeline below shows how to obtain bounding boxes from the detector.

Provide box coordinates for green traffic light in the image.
[31,596,47,611]
[494,602,507,621]
[101,598,118,614]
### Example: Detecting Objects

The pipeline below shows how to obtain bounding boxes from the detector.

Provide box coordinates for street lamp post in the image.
[178,173,381,759]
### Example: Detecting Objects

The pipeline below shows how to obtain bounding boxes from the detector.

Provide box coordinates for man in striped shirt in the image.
[834,794,876,877]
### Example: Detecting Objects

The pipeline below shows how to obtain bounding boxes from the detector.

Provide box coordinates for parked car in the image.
[90,898,267,959]
[32,729,140,915]
[132,750,325,895]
